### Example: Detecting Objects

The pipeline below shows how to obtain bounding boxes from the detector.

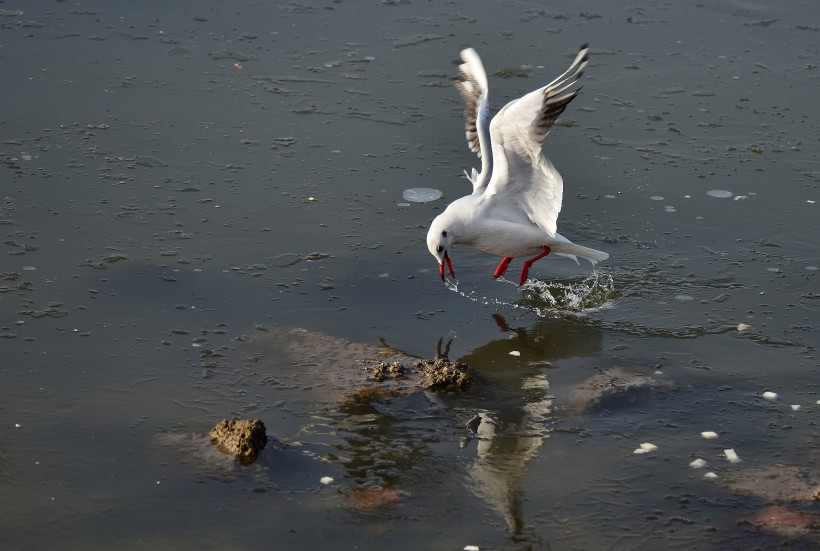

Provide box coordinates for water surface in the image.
[1,1,818,549]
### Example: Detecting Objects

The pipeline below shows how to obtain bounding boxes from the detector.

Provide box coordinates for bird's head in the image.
[426,217,456,282]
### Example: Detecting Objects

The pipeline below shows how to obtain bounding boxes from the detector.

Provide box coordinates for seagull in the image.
[426,45,609,285]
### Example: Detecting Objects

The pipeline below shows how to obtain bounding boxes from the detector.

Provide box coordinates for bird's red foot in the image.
[493,256,513,278]
[518,246,552,285]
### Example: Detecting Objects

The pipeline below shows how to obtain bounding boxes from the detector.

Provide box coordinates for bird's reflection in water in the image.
[435,313,603,536]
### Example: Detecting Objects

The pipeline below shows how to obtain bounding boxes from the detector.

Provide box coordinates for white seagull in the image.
[426,45,608,285]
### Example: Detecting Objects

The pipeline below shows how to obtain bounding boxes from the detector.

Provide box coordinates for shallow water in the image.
[1,0,818,549]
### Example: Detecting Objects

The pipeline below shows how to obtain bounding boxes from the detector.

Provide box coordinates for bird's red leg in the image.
[518,246,552,285]
[493,256,513,278]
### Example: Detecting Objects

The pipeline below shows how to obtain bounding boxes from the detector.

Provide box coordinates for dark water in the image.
[1,1,818,549]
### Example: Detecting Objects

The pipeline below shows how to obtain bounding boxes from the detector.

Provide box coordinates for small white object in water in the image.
[703,472,718,480]
[701,431,718,440]
[464,546,480,551]
[791,404,801,411]
[690,458,707,469]
[736,323,752,332]
[509,350,521,356]
[762,391,778,400]
[320,476,334,485]
[650,195,664,201]
[22,266,36,271]
[14,423,21,428]
[307,196,317,202]
[634,442,658,454]
[724,449,741,464]
[707,189,733,198]
[402,187,443,203]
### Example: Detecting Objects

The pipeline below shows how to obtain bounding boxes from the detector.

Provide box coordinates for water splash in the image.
[444,272,617,317]
[517,273,617,312]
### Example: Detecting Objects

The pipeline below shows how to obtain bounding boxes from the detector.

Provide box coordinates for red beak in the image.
[439,251,455,281]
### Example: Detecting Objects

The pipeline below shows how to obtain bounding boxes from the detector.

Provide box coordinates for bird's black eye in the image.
[442,231,448,238]
[436,245,444,253]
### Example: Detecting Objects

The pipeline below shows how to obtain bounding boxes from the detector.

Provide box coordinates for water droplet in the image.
[707,189,733,198]
[402,188,443,203]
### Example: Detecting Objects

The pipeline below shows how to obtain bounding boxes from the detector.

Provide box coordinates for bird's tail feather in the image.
[552,243,609,265]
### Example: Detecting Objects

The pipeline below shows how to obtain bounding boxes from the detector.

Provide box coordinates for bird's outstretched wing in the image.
[454,48,493,193]
[483,45,588,237]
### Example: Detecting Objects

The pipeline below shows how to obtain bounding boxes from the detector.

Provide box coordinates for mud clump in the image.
[372,361,405,382]
[209,419,267,464]
[727,465,820,503]
[416,358,472,391]
[565,367,673,414]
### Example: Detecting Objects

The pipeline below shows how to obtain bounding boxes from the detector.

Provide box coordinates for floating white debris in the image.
[690,458,707,469]
[306,196,317,202]
[14,423,21,428]
[508,351,521,357]
[464,546,480,551]
[634,442,658,454]
[733,195,748,200]
[762,391,778,401]
[22,266,36,271]
[736,323,752,332]
[320,476,334,485]
[791,404,801,411]
[724,449,741,464]
[701,431,718,440]
[704,472,718,480]
[650,195,664,201]
[402,187,443,203]
[707,189,733,198]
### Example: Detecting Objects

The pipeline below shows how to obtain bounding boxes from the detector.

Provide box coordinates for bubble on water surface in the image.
[707,189,733,198]
[650,195,664,201]
[402,188,443,203]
